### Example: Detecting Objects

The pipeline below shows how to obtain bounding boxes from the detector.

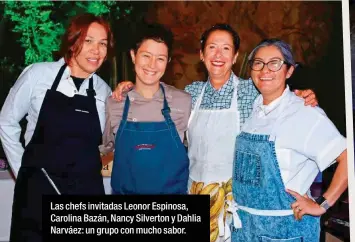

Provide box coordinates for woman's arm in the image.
[0,65,35,178]
[112,80,204,106]
[99,97,115,155]
[287,149,348,220]
[294,89,318,107]
[112,81,134,101]
[322,150,348,206]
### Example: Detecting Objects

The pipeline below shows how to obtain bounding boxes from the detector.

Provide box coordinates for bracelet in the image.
[315,196,331,211]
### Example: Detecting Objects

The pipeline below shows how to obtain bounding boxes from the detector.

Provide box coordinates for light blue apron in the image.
[111,84,189,194]
[230,117,320,241]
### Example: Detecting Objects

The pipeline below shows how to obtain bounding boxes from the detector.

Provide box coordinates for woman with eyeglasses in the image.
[228,39,348,242]
[111,24,318,242]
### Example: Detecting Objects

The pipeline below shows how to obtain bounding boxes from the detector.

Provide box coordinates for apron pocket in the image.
[259,235,303,242]
[234,151,261,186]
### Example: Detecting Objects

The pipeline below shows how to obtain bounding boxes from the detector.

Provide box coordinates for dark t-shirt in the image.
[71,76,85,91]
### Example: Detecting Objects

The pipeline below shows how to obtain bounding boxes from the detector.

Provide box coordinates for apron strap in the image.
[193,73,240,113]
[121,94,131,122]
[160,84,180,141]
[122,84,170,123]
[187,82,206,129]
[86,77,96,97]
[193,83,207,111]
[50,63,96,98]
[230,74,240,108]
[115,93,130,141]
[188,74,240,129]
[51,63,67,91]
[120,84,180,141]
[160,83,171,116]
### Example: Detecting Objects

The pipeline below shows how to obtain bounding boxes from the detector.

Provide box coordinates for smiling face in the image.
[200,30,238,83]
[250,45,294,104]
[130,39,169,87]
[69,22,108,78]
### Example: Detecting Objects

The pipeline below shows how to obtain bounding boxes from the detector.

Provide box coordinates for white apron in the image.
[187,74,240,242]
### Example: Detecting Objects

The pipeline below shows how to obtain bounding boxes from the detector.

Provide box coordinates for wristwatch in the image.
[315,196,331,211]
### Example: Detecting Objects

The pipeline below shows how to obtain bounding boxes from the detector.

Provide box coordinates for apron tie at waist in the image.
[226,200,243,230]
[226,200,295,230]
[217,205,225,237]
[217,191,234,240]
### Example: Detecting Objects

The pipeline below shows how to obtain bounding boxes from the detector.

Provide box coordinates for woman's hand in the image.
[112,81,134,101]
[294,89,318,107]
[286,189,326,220]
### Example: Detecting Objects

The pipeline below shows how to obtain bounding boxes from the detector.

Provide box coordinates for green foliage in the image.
[4,1,65,65]
[76,1,114,16]
[78,1,133,19]
[0,57,22,76]
[4,1,133,65]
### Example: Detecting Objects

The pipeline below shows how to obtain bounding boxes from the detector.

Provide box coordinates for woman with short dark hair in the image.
[100,23,191,195]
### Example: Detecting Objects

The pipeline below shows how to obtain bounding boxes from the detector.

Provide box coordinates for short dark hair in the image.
[131,23,174,59]
[200,23,240,53]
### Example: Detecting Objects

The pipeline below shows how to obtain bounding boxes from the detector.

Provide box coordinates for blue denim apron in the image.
[111,84,189,194]
[230,131,320,242]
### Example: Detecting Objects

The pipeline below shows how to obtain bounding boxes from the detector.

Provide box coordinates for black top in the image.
[71,75,86,91]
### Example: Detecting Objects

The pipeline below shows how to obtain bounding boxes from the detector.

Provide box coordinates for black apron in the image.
[9,64,105,242]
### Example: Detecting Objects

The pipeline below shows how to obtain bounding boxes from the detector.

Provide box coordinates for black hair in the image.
[131,23,174,59]
[200,23,240,53]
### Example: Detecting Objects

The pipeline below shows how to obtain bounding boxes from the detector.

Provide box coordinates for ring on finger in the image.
[296,207,302,212]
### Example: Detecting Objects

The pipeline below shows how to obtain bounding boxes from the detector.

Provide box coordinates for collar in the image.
[254,85,291,115]
[205,72,234,96]
[128,82,173,102]
[57,58,96,82]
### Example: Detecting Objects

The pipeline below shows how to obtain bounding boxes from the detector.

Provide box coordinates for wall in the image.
[143,1,339,89]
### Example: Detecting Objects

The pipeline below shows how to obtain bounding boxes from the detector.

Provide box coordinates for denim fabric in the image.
[231,210,320,242]
[231,132,320,242]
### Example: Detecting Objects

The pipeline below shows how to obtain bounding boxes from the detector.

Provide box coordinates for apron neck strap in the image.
[51,63,96,97]
[159,84,179,140]
[121,83,171,122]
[193,82,207,111]
[51,63,67,91]
[160,83,171,118]
[122,95,131,122]
[86,77,96,97]
[230,75,239,108]
[194,74,239,112]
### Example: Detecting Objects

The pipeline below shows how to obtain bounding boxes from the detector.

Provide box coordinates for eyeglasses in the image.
[249,59,288,72]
